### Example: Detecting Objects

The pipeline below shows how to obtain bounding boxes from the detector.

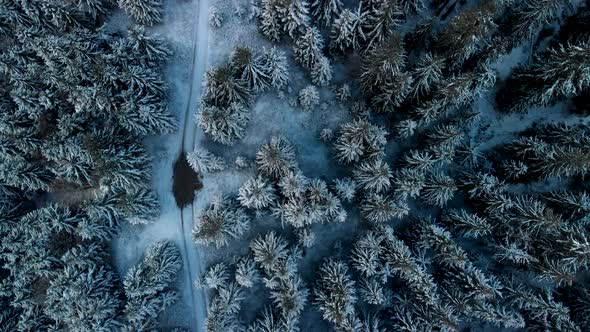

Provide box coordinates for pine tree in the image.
[421,172,457,207]
[281,0,311,38]
[443,209,492,239]
[359,276,386,305]
[230,46,270,92]
[196,263,228,290]
[193,197,251,247]
[392,169,424,201]
[360,33,406,93]
[250,231,289,272]
[204,65,252,107]
[238,175,277,210]
[411,53,444,99]
[353,159,393,193]
[333,177,357,202]
[311,56,333,86]
[314,259,358,328]
[123,241,181,328]
[278,170,309,199]
[256,136,298,178]
[127,26,172,64]
[294,26,324,69]
[435,2,497,65]
[235,256,259,288]
[372,72,413,113]
[205,282,244,332]
[197,102,250,145]
[361,0,402,47]
[310,0,342,27]
[118,0,163,26]
[296,226,316,248]
[209,7,223,28]
[361,193,409,223]
[398,0,424,16]
[261,46,290,89]
[186,148,226,173]
[45,246,122,331]
[329,8,362,52]
[298,84,320,110]
[333,119,388,164]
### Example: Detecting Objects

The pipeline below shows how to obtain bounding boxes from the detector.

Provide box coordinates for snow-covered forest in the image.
[2,0,590,331]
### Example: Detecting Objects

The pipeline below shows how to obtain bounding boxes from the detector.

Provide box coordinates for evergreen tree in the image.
[230,46,270,92]
[435,2,497,66]
[186,148,226,173]
[372,72,414,113]
[123,241,181,329]
[299,84,320,110]
[333,119,388,164]
[361,0,402,47]
[314,259,358,328]
[311,0,342,27]
[261,47,290,89]
[238,175,277,210]
[443,209,492,239]
[294,26,324,69]
[196,263,229,290]
[361,193,409,223]
[360,33,406,93]
[333,177,357,202]
[204,65,252,107]
[421,172,457,207]
[256,136,298,178]
[235,256,259,288]
[197,103,250,145]
[118,0,163,26]
[193,196,251,247]
[330,8,362,52]
[44,246,122,331]
[205,282,245,332]
[410,53,444,99]
[353,159,393,193]
[311,56,333,86]
[250,231,289,272]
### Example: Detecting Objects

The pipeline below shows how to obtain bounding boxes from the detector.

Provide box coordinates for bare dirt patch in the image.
[172,152,203,208]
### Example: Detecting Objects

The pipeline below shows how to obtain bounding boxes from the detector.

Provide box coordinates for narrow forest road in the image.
[174,0,210,330]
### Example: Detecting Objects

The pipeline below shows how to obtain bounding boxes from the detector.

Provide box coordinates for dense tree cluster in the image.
[0,0,177,329]
[199,0,590,331]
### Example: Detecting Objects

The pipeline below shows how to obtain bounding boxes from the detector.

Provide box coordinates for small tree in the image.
[256,136,298,178]
[186,149,226,173]
[193,197,251,247]
[353,159,393,193]
[361,193,409,223]
[261,47,290,89]
[311,56,333,86]
[119,0,163,26]
[294,26,324,69]
[299,85,320,110]
[197,103,250,145]
[314,259,358,328]
[238,175,277,210]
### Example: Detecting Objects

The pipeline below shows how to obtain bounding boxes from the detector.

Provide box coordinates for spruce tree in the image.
[123,241,181,329]
[193,197,251,247]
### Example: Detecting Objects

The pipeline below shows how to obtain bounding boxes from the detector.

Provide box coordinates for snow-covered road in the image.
[178,0,210,329]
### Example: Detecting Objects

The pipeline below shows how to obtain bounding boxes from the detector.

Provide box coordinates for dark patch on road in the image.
[173,152,203,208]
